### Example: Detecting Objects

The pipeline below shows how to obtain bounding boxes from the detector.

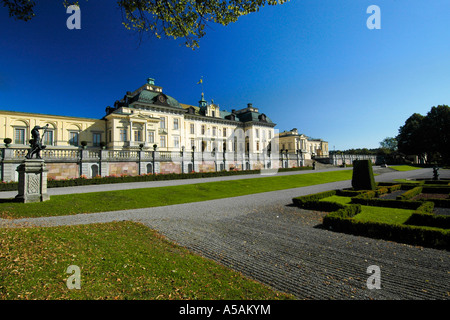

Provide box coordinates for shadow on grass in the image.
[0,197,22,204]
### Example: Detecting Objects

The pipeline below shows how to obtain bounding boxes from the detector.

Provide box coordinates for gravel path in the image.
[0,167,449,300]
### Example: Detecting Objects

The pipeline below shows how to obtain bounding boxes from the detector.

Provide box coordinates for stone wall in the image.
[47,163,79,180]
[108,162,139,176]
[1,147,299,182]
[160,162,181,174]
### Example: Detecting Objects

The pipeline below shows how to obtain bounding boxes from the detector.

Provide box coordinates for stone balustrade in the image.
[0,146,310,182]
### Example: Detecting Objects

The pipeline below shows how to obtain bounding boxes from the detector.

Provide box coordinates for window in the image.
[92,133,101,147]
[269,131,272,139]
[134,130,142,142]
[160,117,166,129]
[256,142,260,151]
[43,130,54,146]
[211,111,215,118]
[173,118,179,130]
[120,129,127,142]
[255,129,259,139]
[212,127,217,136]
[190,123,195,135]
[201,125,205,135]
[223,128,227,137]
[14,128,26,145]
[148,131,155,143]
[69,131,79,146]
[173,136,180,148]
[190,138,195,149]
[160,135,166,148]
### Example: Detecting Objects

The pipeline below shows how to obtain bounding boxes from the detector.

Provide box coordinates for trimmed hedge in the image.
[323,218,449,250]
[386,184,402,193]
[423,180,450,185]
[423,198,450,208]
[406,213,450,229]
[336,189,368,197]
[422,186,450,194]
[396,186,423,200]
[322,204,362,226]
[292,190,342,211]
[350,197,424,209]
[351,160,376,191]
[293,184,450,250]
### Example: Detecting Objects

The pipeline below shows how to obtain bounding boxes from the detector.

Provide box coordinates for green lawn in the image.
[390,165,422,171]
[393,179,422,184]
[320,195,415,224]
[0,170,352,219]
[319,195,352,205]
[0,221,294,300]
[354,206,415,224]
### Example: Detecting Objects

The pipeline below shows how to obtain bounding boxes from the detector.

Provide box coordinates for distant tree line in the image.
[331,105,449,165]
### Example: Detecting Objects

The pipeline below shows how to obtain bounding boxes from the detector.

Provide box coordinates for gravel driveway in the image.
[1,167,449,299]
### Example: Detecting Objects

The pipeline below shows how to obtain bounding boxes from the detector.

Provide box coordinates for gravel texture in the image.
[1,167,449,300]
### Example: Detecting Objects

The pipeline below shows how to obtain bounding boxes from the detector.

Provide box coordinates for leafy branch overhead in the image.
[1,0,289,48]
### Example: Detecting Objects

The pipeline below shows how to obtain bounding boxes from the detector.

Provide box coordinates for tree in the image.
[396,113,425,160]
[379,137,397,154]
[1,0,289,49]
[421,105,450,164]
[396,105,450,164]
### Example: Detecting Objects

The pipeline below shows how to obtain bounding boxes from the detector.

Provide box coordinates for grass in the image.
[319,195,352,205]
[0,170,352,219]
[390,165,422,171]
[320,195,415,224]
[0,221,294,300]
[354,206,415,224]
[393,179,422,184]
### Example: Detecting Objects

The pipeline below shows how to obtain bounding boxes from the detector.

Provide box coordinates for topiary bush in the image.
[351,160,376,191]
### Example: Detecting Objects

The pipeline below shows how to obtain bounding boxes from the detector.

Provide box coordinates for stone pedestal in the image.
[16,159,50,203]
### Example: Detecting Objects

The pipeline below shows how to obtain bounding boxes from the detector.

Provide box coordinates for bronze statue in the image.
[25,124,49,159]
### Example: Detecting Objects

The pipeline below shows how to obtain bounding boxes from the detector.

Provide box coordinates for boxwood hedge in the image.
[292,184,449,250]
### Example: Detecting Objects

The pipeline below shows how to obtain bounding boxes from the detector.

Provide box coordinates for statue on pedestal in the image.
[16,124,51,203]
[433,165,440,180]
[25,124,49,159]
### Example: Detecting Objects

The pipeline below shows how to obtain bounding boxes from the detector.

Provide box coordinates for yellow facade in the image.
[0,110,104,149]
[0,79,277,154]
[277,128,329,159]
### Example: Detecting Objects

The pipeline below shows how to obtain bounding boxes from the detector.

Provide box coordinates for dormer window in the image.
[258,113,267,122]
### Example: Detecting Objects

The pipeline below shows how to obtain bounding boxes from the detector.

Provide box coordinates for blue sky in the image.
[1,0,449,150]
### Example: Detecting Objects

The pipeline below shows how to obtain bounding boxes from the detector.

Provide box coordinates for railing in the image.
[106,150,139,160]
[3,147,283,163]
[43,149,80,160]
[10,148,80,160]
[158,151,172,161]
[13,148,28,158]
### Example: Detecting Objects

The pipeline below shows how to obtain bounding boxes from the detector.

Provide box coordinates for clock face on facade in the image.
[157,95,166,103]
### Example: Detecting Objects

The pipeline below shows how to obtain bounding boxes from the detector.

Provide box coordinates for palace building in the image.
[277,128,329,160]
[0,78,328,181]
[104,78,276,154]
